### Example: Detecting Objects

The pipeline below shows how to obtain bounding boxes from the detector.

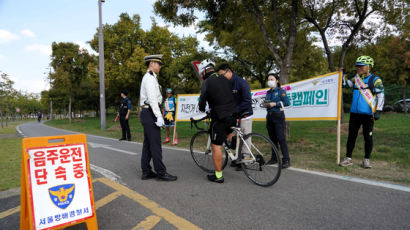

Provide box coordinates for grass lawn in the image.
[0,120,35,191]
[45,113,410,185]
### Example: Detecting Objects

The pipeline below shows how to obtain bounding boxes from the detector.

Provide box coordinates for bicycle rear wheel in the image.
[239,132,281,187]
[190,130,228,173]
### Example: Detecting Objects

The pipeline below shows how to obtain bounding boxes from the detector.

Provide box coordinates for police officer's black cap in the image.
[144,54,164,65]
[216,63,231,72]
[121,89,128,96]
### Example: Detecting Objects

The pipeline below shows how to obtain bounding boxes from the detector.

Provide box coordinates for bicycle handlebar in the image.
[190,113,211,131]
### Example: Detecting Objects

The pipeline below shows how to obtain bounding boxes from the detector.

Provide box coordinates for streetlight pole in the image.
[98,0,106,129]
[45,67,53,120]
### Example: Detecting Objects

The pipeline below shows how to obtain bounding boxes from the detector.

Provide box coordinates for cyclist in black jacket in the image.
[198,62,237,183]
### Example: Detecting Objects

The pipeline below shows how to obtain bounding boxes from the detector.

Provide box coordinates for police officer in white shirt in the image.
[139,54,177,181]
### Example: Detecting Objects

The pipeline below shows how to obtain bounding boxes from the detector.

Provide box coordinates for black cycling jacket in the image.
[198,73,237,120]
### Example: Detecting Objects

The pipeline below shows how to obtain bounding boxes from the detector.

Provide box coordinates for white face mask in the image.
[267,80,277,88]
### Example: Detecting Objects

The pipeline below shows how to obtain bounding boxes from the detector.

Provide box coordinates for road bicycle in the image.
[189,113,281,187]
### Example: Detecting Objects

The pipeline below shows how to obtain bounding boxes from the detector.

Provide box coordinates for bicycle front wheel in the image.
[190,130,228,173]
[239,132,281,187]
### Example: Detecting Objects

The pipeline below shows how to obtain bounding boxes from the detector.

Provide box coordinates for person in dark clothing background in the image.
[198,63,237,183]
[263,71,291,169]
[217,63,253,171]
[116,89,132,141]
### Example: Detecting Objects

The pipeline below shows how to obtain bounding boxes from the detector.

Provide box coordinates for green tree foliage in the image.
[0,72,14,126]
[50,42,92,123]
[373,35,409,113]
[89,13,147,108]
[89,13,207,109]
[154,0,300,85]
[302,0,408,71]
[0,71,43,123]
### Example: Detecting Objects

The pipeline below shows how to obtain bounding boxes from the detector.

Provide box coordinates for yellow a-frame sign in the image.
[20,134,98,230]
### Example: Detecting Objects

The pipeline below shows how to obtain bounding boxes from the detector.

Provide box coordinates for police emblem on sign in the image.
[49,184,75,209]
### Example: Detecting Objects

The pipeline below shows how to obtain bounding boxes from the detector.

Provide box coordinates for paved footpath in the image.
[1,122,409,229]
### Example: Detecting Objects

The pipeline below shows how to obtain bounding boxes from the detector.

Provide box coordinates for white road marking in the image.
[15,125,26,137]
[289,167,410,193]
[88,142,137,155]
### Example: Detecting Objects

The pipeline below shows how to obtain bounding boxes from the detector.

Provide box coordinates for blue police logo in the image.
[49,184,75,209]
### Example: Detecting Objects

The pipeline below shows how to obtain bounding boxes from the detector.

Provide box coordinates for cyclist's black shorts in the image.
[210,116,235,145]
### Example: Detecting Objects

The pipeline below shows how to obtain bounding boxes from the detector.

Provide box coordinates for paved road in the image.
[1,122,410,229]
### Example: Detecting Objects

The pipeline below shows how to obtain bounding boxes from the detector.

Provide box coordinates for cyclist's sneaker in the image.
[362,158,372,169]
[207,174,224,183]
[163,137,170,143]
[339,157,353,167]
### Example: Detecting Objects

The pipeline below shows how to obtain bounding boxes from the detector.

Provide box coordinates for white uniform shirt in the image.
[140,71,163,119]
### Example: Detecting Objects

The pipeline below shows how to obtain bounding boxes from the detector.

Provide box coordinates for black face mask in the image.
[204,71,215,80]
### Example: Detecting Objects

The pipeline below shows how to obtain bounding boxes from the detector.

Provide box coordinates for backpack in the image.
[368,75,377,95]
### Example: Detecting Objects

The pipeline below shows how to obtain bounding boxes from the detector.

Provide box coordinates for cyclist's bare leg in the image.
[211,144,223,171]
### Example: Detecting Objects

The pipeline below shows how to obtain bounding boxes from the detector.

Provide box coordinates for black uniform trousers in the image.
[140,108,167,175]
[266,111,290,161]
[346,113,374,159]
[119,116,131,140]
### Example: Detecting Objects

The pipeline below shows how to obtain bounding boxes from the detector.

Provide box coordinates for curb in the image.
[0,188,20,199]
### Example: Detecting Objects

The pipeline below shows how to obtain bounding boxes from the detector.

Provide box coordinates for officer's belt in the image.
[268,111,283,115]
[141,105,150,109]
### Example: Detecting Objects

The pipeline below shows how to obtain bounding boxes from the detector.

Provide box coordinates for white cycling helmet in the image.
[268,70,279,79]
[198,59,215,75]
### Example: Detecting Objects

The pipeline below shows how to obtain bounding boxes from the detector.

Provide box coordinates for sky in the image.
[0,0,206,94]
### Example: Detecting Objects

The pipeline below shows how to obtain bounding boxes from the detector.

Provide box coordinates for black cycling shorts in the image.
[210,116,235,145]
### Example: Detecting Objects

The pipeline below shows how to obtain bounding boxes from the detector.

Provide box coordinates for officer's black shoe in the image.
[119,138,126,141]
[157,173,177,181]
[207,174,224,183]
[127,138,131,141]
[267,158,278,165]
[141,171,157,180]
[282,159,291,169]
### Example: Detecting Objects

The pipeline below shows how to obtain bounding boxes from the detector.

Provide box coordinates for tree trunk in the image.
[403,84,407,114]
[6,98,9,127]
[320,30,335,72]
[341,92,345,123]
[339,55,347,124]
[0,106,3,128]
[69,93,72,124]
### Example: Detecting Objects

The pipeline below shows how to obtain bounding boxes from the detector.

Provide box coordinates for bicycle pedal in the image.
[240,158,253,163]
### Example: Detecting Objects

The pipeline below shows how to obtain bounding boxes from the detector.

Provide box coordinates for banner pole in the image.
[172,121,176,144]
[337,118,341,165]
[173,94,178,145]
[336,70,343,165]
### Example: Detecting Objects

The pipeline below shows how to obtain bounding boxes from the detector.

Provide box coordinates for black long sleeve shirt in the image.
[198,73,237,120]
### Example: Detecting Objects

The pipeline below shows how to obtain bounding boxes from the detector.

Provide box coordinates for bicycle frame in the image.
[190,114,282,187]
[191,114,256,162]
[223,127,256,162]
